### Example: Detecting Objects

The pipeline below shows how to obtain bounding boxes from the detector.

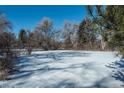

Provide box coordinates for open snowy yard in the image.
[0,50,124,88]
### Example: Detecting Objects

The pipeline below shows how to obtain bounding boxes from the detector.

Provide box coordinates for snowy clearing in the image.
[0,50,124,88]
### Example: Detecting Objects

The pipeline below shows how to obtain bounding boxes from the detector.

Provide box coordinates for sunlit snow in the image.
[0,50,123,88]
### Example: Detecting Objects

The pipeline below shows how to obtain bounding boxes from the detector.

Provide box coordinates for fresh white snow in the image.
[0,50,123,88]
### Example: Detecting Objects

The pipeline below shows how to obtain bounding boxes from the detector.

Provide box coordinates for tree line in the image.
[0,5,124,80]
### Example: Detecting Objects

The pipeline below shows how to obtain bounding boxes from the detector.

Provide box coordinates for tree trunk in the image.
[101,39,106,50]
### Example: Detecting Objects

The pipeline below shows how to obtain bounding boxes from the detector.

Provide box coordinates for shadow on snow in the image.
[8,51,90,81]
[106,59,124,86]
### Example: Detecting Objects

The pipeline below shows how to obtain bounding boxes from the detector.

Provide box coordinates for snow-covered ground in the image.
[0,50,123,88]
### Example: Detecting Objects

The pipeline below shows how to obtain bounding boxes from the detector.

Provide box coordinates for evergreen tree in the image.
[86,5,124,56]
[18,29,28,48]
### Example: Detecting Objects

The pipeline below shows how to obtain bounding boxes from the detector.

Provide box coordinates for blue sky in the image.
[0,5,87,36]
